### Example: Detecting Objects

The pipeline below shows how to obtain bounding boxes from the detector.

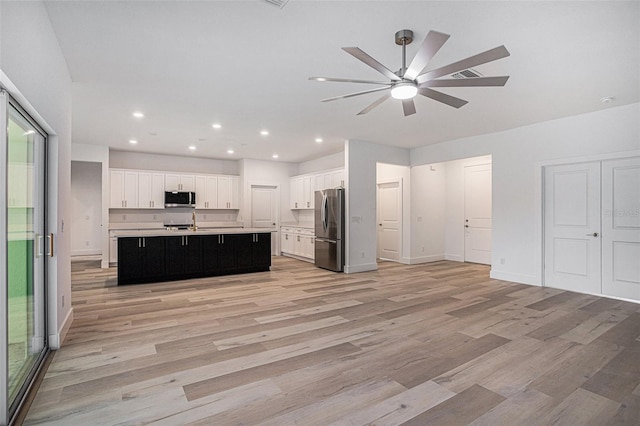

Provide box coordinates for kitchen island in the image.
[113,228,272,285]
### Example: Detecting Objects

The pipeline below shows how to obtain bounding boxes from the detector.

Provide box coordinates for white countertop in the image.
[112,227,276,238]
[281,222,314,229]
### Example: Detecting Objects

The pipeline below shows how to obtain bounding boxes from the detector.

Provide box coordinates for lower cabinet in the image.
[118,233,271,285]
[281,227,315,262]
[118,237,166,284]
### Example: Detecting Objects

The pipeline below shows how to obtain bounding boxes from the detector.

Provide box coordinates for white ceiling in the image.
[44,1,639,163]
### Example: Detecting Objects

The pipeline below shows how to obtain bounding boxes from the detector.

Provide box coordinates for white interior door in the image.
[251,185,278,255]
[544,162,602,294]
[377,180,402,261]
[464,164,492,264]
[602,157,640,300]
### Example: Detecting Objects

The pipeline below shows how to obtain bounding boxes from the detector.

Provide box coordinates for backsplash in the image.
[109,208,240,229]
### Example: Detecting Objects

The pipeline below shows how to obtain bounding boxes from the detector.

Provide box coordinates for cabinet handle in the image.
[186,236,188,245]
[138,237,141,248]
[143,238,146,248]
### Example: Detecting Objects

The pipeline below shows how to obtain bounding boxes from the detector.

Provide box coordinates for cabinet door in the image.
[151,173,165,209]
[290,177,303,209]
[206,176,218,209]
[305,235,315,259]
[180,175,196,192]
[110,170,125,208]
[281,232,291,254]
[118,237,142,283]
[165,174,181,191]
[184,235,203,275]
[331,170,344,188]
[218,234,237,271]
[217,176,237,209]
[124,171,139,208]
[164,236,184,277]
[235,234,254,269]
[302,176,312,209]
[228,176,239,209]
[195,176,207,209]
[252,233,272,267]
[142,237,165,280]
[202,235,221,274]
[290,178,299,209]
[138,172,154,208]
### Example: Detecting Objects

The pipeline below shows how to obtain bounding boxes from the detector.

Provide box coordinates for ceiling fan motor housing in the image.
[395,29,414,45]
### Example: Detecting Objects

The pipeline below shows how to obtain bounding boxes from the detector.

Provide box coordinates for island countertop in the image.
[112,227,276,238]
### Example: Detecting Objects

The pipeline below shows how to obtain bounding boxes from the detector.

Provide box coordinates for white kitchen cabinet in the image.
[330,169,344,188]
[281,226,314,262]
[290,168,344,210]
[217,176,239,209]
[165,173,195,191]
[195,175,218,209]
[290,177,303,209]
[110,169,139,208]
[138,172,165,209]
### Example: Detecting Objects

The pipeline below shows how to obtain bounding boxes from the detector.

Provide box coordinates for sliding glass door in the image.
[1,91,48,424]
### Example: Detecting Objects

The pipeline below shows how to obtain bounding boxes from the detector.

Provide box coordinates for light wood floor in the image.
[25,257,640,425]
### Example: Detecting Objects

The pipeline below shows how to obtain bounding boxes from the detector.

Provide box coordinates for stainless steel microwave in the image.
[164,191,196,208]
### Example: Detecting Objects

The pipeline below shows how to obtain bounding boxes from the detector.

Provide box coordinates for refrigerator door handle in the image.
[322,193,328,232]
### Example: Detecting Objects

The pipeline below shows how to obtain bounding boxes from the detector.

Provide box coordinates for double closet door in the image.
[544,157,640,301]
[1,92,48,424]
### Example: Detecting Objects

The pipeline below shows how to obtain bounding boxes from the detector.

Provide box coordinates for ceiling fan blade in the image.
[416,45,510,84]
[421,76,510,88]
[404,31,450,80]
[357,93,391,115]
[309,76,391,85]
[419,87,468,109]
[321,86,390,103]
[342,47,401,81]
[402,99,416,116]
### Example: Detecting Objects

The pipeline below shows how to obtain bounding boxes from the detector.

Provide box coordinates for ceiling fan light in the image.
[391,82,418,100]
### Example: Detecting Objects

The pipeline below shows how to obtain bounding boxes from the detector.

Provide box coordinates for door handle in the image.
[48,233,54,257]
[586,232,599,237]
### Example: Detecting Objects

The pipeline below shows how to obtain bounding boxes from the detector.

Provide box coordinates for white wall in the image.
[410,162,447,263]
[298,151,344,175]
[1,0,73,348]
[411,102,640,285]
[376,163,411,264]
[71,162,102,256]
[345,140,410,273]
[110,150,239,175]
[240,158,298,228]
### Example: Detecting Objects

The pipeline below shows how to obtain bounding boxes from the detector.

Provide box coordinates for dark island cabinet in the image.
[118,237,166,285]
[165,235,203,278]
[118,232,271,285]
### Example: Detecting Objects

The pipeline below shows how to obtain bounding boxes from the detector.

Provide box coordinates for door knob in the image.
[586,232,599,237]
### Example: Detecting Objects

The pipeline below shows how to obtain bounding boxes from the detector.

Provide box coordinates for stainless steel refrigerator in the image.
[314,188,345,272]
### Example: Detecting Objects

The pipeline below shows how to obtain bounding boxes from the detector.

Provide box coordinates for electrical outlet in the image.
[500,257,506,265]
[361,251,365,258]
[153,215,157,220]
[85,241,90,246]
[122,215,126,221]
[421,246,425,253]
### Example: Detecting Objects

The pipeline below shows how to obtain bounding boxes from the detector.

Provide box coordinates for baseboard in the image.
[345,263,378,273]
[445,254,464,262]
[490,270,539,286]
[49,307,74,350]
[408,254,446,265]
[71,249,101,256]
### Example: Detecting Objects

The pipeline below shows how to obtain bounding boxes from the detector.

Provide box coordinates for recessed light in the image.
[132,112,144,118]
[227,149,234,154]
[315,138,323,143]
[272,154,279,159]
[129,139,138,144]
[188,145,196,150]
[600,96,614,103]
[260,130,269,136]
[212,123,222,129]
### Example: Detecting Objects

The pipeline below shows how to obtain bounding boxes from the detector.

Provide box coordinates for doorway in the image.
[1,92,49,424]
[251,185,278,255]
[544,157,640,301]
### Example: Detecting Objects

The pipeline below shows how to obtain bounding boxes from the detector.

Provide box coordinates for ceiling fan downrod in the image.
[395,29,414,77]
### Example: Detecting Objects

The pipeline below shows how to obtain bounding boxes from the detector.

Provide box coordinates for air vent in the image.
[451,68,483,79]
[263,0,290,8]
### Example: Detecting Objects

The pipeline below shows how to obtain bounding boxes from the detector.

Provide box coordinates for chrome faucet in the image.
[191,210,197,231]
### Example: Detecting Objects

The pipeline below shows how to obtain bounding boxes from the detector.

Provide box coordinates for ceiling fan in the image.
[310,29,510,116]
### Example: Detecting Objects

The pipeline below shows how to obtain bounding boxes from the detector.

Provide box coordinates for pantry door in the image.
[601,157,640,300]
[251,185,278,255]
[544,162,601,294]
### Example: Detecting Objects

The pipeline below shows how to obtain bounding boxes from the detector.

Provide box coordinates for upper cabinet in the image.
[290,168,344,210]
[195,175,218,209]
[110,169,239,210]
[218,176,239,209]
[165,173,196,192]
[110,169,139,208]
[138,172,165,209]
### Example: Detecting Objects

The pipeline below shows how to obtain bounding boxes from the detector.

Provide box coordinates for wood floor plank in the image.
[24,257,640,425]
